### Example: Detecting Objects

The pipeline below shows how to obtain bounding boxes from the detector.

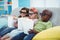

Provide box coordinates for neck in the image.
[42,20,48,22]
[29,17,37,20]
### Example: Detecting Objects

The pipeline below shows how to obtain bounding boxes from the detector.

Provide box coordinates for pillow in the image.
[32,26,60,40]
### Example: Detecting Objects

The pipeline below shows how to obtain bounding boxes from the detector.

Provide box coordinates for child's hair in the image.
[42,10,52,18]
[40,9,52,22]
[29,8,39,19]
[19,7,29,17]
[20,7,29,13]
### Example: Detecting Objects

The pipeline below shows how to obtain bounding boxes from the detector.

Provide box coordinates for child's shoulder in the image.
[47,21,52,24]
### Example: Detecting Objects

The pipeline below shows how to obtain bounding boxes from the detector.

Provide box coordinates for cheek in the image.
[29,14,36,18]
[44,16,48,19]
[20,13,23,15]
[29,15,32,18]
[41,16,48,20]
[32,15,36,18]
[31,15,34,18]
[32,14,36,17]
[44,15,48,18]
[29,15,34,18]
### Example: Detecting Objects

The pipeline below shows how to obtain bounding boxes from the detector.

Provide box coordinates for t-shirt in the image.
[7,17,38,37]
[18,17,37,34]
[34,20,52,32]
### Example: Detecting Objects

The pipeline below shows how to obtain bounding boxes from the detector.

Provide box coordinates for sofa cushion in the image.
[32,26,60,40]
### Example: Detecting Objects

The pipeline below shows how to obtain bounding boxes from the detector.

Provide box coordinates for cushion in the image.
[32,26,60,40]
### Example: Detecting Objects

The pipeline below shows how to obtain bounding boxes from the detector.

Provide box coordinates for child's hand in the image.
[30,29,36,32]
[14,22,18,28]
[29,29,39,34]
[28,29,34,34]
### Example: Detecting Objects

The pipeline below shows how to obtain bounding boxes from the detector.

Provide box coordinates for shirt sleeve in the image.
[34,21,46,32]
[46,21,52,29]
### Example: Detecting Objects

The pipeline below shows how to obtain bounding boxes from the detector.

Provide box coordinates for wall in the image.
[18,0,30,7]
[30,0,60,8]
[11,0,60,26]
[12,0,18,11]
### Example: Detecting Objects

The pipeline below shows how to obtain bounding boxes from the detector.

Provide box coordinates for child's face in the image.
[40,13,51,22]
[29,11,37,19]
[20,10,27,17]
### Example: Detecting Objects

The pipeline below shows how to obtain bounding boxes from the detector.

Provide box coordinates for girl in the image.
[0,7,29,40]
[11,8,39,40]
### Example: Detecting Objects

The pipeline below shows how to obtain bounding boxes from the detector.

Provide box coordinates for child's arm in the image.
[14,21,18,28]
[28,29,39,34]
[1,33,10,40]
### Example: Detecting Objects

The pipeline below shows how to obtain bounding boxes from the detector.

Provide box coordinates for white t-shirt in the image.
[18,17,36,34]
[7,17,38,37]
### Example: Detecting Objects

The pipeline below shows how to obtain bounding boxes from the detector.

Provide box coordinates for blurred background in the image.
[0,0,60,26]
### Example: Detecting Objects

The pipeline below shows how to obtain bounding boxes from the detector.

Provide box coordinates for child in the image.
[12,8,38,40]
[18,7,29,18]
[11,8,39,40]
[24,9,53,40]
[0,7,29,40]
[0,15,17,37]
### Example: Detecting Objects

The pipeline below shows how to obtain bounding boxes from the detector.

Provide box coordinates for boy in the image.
[24,10,53,40]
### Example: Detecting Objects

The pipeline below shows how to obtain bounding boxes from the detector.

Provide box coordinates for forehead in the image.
[21,10,26,12]
[43,11,51,15]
